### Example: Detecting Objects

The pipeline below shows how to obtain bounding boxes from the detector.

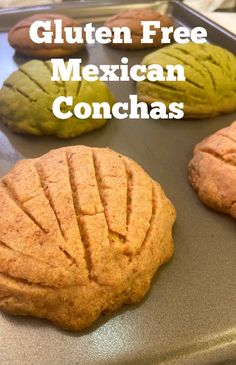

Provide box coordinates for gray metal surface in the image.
[0,1,235,365]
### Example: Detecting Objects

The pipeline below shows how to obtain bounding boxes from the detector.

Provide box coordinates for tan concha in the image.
[188,120,236,219]
[105,9,173,50]
[0,146,175,331]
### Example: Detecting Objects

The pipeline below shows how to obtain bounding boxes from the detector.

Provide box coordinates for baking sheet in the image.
[0,1,236,365]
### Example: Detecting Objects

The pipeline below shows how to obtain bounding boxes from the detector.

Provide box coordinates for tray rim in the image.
[0,0,235,44]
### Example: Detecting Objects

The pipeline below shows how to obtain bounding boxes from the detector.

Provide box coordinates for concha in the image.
[0,60,114,138]
[0,146,175,331]
[137,43,236,118]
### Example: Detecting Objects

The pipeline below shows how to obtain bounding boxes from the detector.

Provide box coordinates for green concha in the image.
[0,60,115,138]
[137,42,236,118]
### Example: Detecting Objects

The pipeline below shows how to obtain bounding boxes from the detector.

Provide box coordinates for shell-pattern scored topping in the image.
[138,43,236,118]
[0,60,115,138]
[0,146,175,330]
[189,121,236,219]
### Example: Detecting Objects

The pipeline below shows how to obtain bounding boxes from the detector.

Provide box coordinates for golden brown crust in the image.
[8,14,84,58]
[105,9,173,50]
[188,121,236,219]
[0,146,175,331]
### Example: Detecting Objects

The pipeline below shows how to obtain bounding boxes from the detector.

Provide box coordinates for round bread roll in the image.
[104,8,173,50]
[0,146,175,331]
[137,43,236,118]
[189,121,236,219]
[8,13,84,58]
[0,59,114,138]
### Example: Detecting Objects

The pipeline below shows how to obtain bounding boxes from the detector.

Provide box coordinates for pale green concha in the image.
[0,60,115,138]
[137,43,236,118]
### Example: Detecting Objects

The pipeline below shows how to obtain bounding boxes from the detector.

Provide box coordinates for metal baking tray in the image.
[0,1,235,365]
